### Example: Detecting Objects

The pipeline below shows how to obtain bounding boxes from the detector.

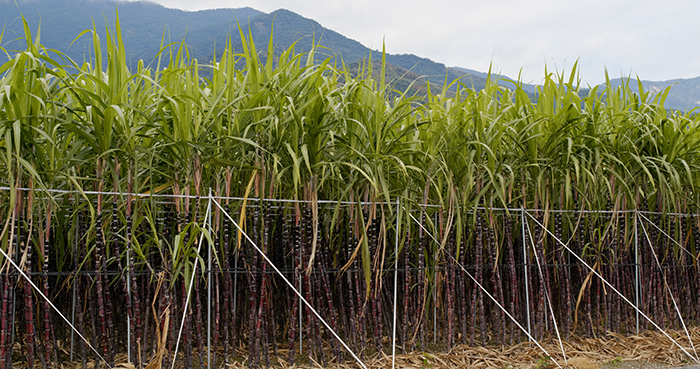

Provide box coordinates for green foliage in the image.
[535,355,552,369]
[608,357,623,366]
[2,10,700,288]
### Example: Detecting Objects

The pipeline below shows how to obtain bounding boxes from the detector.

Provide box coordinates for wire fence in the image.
[1,188,699,368]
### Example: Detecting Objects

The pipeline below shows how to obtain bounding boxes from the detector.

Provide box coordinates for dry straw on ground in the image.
[18,327,696,369]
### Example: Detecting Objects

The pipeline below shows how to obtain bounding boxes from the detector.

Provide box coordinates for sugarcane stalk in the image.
[368,214,382,355]
[261,203,270,367]
[504,215,518,344]
[77,211,88,369]
[416,215,426,350]
[473,210,486,344]
[248,209,260,368]
[668,219,681,328]
[87,265,101,368]
[181,276,192,367]
[304,207,324,363]
[0,272,11,369]
[264,203,276,361]
[20,212,35,369]
[681,215,692,325]
[401,230,410,352]
[485,220,499,344]
[609,214,619,334]
[287,215,299,364]
[222,204,233,366]
[533,209,551,340]
[95,162,115,365]
[212,231,220,369]
[1,194,21,368]
[160,207,174,369]
[554,211,570,338]
[255,263,269,368]
[456,228,469,345]
[651,209,664,330]
[94,214,109,363]
[692,212,700,322]
[319,241,342,362]
[352,231,366,356]
[444,229,455,350]
[41,207,54,369]
[487,215,506,346]
[191,275,204,369]
[140,266,150,363]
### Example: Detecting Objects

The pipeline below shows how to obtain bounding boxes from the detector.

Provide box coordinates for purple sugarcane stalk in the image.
[212,235,220,368]
[42,224,53,369]
[319,246,342,362]
[554,212,570,339]
[77,213,88,369]
[457,230,469,345]
[352,233,366,356]
[222,205,233,365]
[287,220,300,364]
[0,273,10,369]
[0,213,17,369]
[487,222,506,345]
[533,212,550,340]
[21,220,35,369]
[369,217,383,355]
[444,230,455,349]
[692,214,700,321]
[416,230,426,350]
[402,231,410,352]
[474,211,486,344]
[505,216,518,344]
[94,214,109,363]
[248,211,260,368]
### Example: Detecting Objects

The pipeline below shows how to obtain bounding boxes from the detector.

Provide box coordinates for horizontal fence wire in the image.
[2,187,699,216]
[3,263,696,278]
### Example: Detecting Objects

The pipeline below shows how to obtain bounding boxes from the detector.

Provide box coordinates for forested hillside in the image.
[1,0,492,92]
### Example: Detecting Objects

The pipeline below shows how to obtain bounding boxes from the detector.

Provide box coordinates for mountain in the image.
[452,67,539,94]
[1,0,493,92]
[0,0,262,66]
[1,0,697,109]
[608,76,700,112]
[204,8,493,91]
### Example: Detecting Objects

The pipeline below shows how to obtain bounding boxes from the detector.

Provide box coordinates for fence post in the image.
[207,188,213,369]
[392,198,400,369]
[521,208,531,341]
[634,209,640,334]
[434,211,437,343]
[126,202,132,362]
[232,227,240,350]
[71,220,79,361]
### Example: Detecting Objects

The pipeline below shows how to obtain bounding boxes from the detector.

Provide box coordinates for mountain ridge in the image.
[608,75,700,111]
[0,0,495,93]
[1,0,697,110]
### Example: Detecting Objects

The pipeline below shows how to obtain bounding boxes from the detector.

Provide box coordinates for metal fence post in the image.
[392,198,400,369]
[521,208,531,340]
[207,189,213,369]
[634,210,640,334]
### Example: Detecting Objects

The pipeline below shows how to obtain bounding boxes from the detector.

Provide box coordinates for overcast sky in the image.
[130,0,699,85]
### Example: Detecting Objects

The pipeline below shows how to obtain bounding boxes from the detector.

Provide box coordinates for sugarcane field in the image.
[3,16,700,369]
